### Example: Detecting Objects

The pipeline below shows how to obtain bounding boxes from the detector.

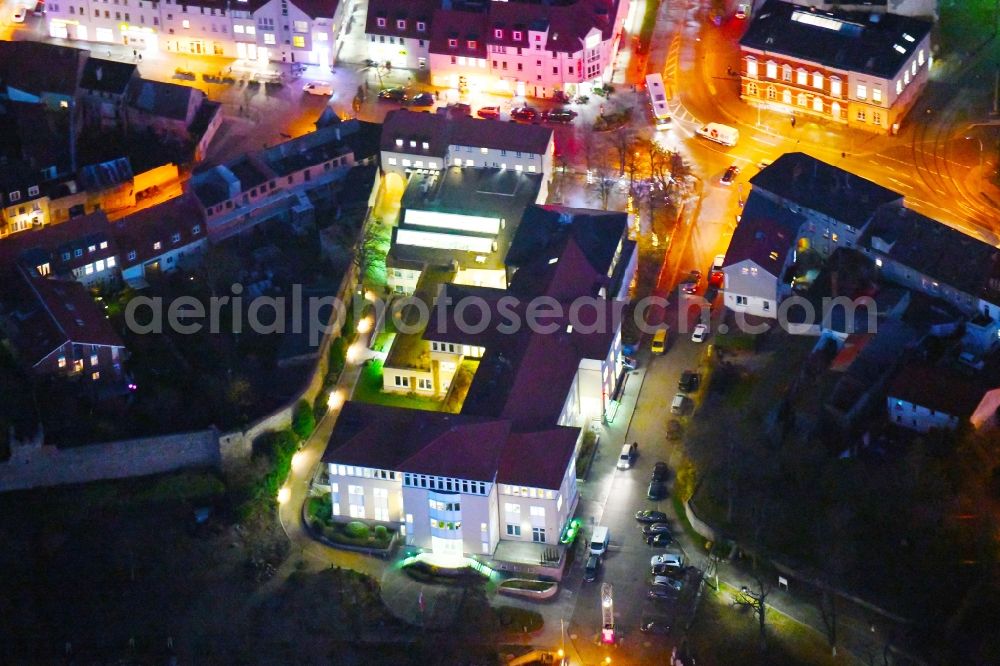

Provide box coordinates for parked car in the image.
[735,2,750,19]
[652,575,684,592]
[635,510,668,523]
[670,393,687,415]
[445,102,472,117]
[642,522,673,538]
[647,479,667,501]
[617,442,638,470]
[691,323,708,343]
[511,106,538,121]
[622,355,638,371]
[542,108,577,124]
[405,92,435,106]
[378,87,406,102]
[680,270,702,294]
[651,553,685,569]
[652,461,669,482]
[477,106,501,119]
[652,562,685,578]
[709,254,726,286]
[648,584,679,599]
[640,614,672,634]
[651,326,669,354]
[647,532,672,547]
[678,370,700,392]
[584,554,601,582]
[303,82,333,96]
[721,165,740,185]
[11,5,26,21]
[666,419,683,441]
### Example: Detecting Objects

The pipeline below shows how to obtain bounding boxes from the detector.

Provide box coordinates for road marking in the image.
[751,134,779,146]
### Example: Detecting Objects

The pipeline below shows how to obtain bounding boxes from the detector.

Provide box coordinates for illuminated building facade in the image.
[46,0,348,67]
[739,0,932,134]
[365,0,630,98]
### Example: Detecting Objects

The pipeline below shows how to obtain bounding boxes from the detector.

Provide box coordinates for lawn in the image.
[351,360,442,411]
[685,585,854,666]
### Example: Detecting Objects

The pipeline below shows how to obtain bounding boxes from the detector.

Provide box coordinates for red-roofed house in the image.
[320,402,580,561]
[112,193,208,285]
[2,265,126,381]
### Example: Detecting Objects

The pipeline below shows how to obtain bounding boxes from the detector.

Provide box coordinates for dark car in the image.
[635,509,668,523]
[584,554,601,582]
[679,370,700,392]
[378,87,406,102]
[640,615,672,635]
[666,419,683,441]
[647,532,672,547]
[652,461,669,482]
[721,165,740,185]
[648,585,679,599]
[542,108,577,124]
[680,270,703,294]
[444,102,472,117]
[405,92,435,106]
[647,479,667,501]
[642,522,673,538]
[511,106,538,121]
[652,562,686,578]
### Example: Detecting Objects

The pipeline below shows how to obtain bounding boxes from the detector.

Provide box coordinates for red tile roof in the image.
[112,193,206,270]
[499,427,579,489]
[9,265,124,368]
[322,402,510,481]
[429,9,489,59]
[0,212,117,278]
[888,364,987,420]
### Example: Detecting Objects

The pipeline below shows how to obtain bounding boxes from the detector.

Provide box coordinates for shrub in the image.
[292,399,316,441]
[374,524,388,540]
[306,494,332,525]
[345,521,369,539]
[329,337,347,376]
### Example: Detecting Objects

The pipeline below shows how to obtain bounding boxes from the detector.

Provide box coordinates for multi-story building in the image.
[365,0,630,98]
[46,0,349,67]
[380,109,554,181]
[78,58,139,129]
[321,402,580,560]
[191,118,362,239]
[112,193,209,285]
[739,0,933,134]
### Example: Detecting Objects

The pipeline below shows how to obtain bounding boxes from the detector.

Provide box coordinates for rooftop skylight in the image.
[791,10,843,32]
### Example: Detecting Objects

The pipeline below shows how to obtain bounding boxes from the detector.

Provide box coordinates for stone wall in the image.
[0,429,219,492]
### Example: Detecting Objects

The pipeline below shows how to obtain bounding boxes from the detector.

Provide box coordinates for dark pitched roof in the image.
[429,9,489,59]
[506,205,628,276]
[0,42,86,98]
[79,58,137,95]
[7,265,124,367]
[381,109,553,157]
[365,0,437,39]
[487,0,620,53]
[0,211,116,278]
[126,79,198,121]
[721,192,801,274]
[740,0,933,79]
[860,205,1000,302]
[888,364,987,420]
[321,402,510,481]
[288,0,341,19]
[112,193,206,269]
[498,427,579,489]
[749,153,902,229]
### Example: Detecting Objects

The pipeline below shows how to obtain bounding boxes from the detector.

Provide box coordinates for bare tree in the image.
[608,126,637,176]
[733,568,774,654]
[584,132,617,210]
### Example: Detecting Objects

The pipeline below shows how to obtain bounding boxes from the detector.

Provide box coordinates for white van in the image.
[590,526,610,556]
[670,393,686,415]
[696,123,739,147]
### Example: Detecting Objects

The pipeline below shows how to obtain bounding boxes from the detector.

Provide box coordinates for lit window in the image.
[765,60,777,79]
[812,71,822,89]
[293,20,307,32]
[91,371,100,381]
[264,32,275,45]
[813,96,823,112]
[85,264,94,275]
[57,356,66,368]
[422,141,429,149]
[796,68,807,85]
[182,18,189,28]
[872,88,882,104]
[911,61,917,76]
[153,241,162,250]
[246,26,255,35]
[782,64,791,81]
[107,256,116,268]
[855,83,867,100]
[830,76,841,97]
[467,40,476,49]
[293,35,305,47]
[234,24,244,33]
[918,49,925,66]
[315,32,328,41]
[797,92,807,107]
[388,157,398,165]
[896,79,902,94]
[745,56,757,78]
[95,259,105,272]
[480,147,488,154]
